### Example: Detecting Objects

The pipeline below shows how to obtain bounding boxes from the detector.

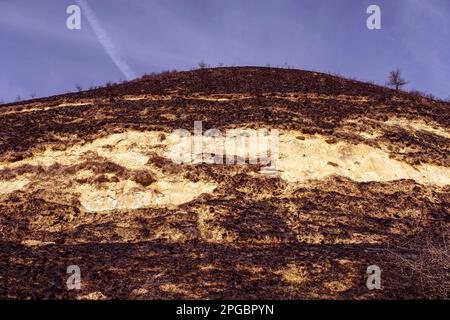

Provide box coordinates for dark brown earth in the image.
[0,67,448,299]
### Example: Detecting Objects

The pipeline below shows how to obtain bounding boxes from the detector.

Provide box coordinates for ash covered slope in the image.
[0,67,449,299]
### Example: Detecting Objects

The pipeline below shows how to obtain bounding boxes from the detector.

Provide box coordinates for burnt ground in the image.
[0,67,449,299]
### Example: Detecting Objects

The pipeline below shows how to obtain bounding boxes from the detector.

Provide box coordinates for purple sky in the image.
[1,0,449,102]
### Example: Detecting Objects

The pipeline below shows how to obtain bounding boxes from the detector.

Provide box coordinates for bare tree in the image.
[387,68,408,90]
[75,84,82,92]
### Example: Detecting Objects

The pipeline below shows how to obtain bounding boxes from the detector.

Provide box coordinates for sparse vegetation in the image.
[389,235,449,299]
[408,90,444,102]
[140,70,178,80]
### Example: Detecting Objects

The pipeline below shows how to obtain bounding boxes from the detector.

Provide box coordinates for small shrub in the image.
[198,60,208,69]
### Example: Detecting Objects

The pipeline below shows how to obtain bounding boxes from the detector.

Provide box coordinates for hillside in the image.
[0,67,449,299]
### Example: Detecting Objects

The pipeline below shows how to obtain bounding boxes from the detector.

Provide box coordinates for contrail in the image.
[76,0,137,80]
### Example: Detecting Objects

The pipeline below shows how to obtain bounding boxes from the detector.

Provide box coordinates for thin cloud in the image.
[76,0,137,80]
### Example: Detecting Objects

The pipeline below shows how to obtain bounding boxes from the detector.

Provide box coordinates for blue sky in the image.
[1,0,449,102]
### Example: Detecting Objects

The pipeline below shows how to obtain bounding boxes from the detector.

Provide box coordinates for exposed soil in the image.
[0,67,448,299]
